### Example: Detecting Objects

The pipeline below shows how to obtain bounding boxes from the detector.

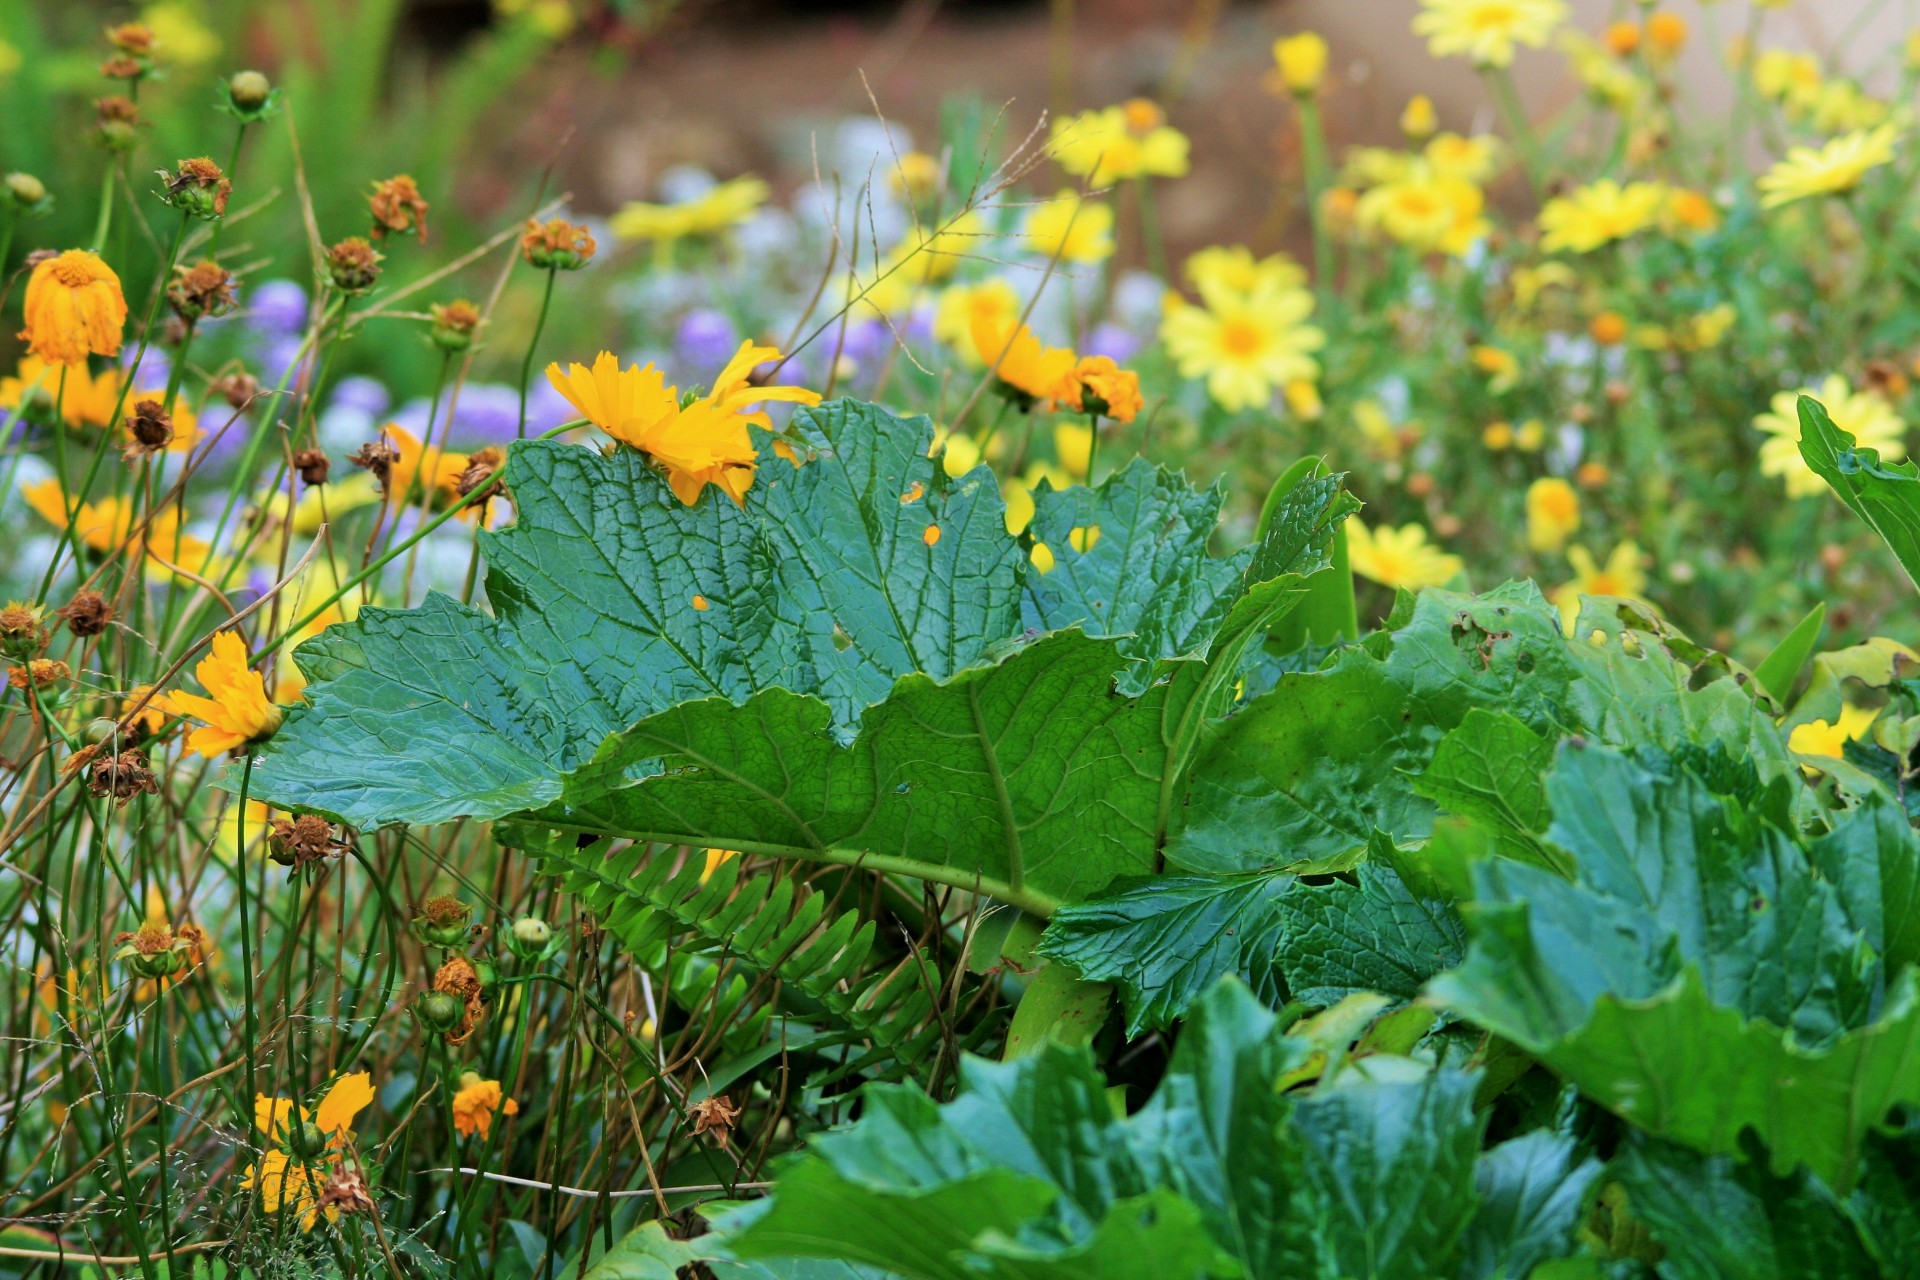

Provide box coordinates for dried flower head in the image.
[168,259,236,322]
[687,1094,742,1147]
[213,370,262,410]
[292,448,332,486]
[325,238,383,295]
[112,920,207,980]
[430,955,486,1044]
[122,399,174,460]
[0,601,49,660]
[349,438,400,493]
[101,55,145,81]
[520,218,597,270]
[105,23,155,56]
[55,590,112,638]
[158,158,232,220]
[456,446,506,514]
[314,1168,376,1217]
[89,749,159,806]
[429,299,482,352]
[93,96,142,151]
[368,175,430,243]
[7,658,70,691]
[268,814,349,870]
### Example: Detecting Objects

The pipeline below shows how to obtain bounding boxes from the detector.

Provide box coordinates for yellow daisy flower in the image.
[1412,0,1568,68]
[1526,477,1581,553]
[1788,704,1878,761]
[1049,103,1189,183]
[1023,191,1115,264]
[1538,180,1667,253]
[1757,123,1900,209]
[1347,521,1463,590]
[1160,276,1324,413]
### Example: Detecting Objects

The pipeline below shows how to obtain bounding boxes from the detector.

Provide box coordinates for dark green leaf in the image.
[1274,858,1466,1007]
[1458,1131,1603,1280]
[1797,393,1920,592]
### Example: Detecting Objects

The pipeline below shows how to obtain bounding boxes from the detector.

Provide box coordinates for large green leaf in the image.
[1035,872,1293,1035]
[719,979,1527,1280]
[1167,585,1792,875]
[1457,1132,1602,1280]
[1430,745,1920,1189]
[1272,859,1466,1008]
[1797,393,1920,591]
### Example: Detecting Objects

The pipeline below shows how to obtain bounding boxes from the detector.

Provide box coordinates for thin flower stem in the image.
[517,267,558,440]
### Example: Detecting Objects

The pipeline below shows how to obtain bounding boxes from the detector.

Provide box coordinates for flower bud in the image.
[429,299,482,352]
[227,70,274,116]
[519,217,597,270]
[1272,32,1329,96]
[325,238,383,295]
[410,894,473,949]
[414,990,464,1034]
[158,158,232,220]
[507,915,552,959]
[5,172,51,217]
[288,1120,331,1161]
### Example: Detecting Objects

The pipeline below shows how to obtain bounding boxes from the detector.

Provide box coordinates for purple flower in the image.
[246,280,310,334]
[1083,323,1140,364]
[260,335,309,386]
[331,375,390,418]
[674,308,740,373]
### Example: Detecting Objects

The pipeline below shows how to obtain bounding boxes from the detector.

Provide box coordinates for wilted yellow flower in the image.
[1272,32,1330,95]
[1161,275,1324,413]
[1347,521,1463,590]
[19,250,127,366]
[1757,123,1900,209]
[1754,376,1905,497]
[241,1073,374,1231]
[1538,180,1666,253]
[1024,191,1115,264]
[1526,477,1580,553]
[1413,0,1567,68]
[451,1073,519,1139]
[1050,104,1189,182]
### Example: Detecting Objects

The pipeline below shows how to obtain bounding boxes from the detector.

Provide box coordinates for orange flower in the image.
[155,631,282,757]
[20,479,217,577]
[241,1073,374,1231]
[20,250,127,366]
[546,342,819,507]
[971,316,1077,407]
[1060,356,1143,423]
[0,357,122,427]
[450,1073,519,1139]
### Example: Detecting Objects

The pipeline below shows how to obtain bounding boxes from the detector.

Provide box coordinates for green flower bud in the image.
[414,991,463,1034]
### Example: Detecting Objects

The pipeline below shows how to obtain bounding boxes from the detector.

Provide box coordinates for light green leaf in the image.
[580,1221,705,1280]
[1798,393,1920,592]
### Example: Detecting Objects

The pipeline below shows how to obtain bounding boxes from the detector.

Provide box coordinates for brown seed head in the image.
[687,1094,743,1147]
[325,237,384,294]
[429,299,483,351]
[168,259,237,322]
[369,175,430,243]
[292,448,332,487]
[316,1168,376,1216]
[89,749,160,806]
[349,438,400,493]
[520,218,597,270]
[268,814,348,869]
[162,157,232,218]
[457,446,506,510]
[124,400,174,459]
[55,591,113,639]
[105,23,155,55]
[7,658,70,690]
[101,55,145,80]
[213,371,262,410]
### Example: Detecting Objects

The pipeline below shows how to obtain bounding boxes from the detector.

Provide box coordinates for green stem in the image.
[1486,66,1545,201]
[518,267,558,440]
[1296,96,1338,312]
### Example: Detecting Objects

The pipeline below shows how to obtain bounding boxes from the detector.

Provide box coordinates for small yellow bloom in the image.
[1050,105,1190,183]
[1589,311,1628,346]
[1412,0,1568,68]
[934,279,1021,365]
[1347,521,1463,591]
[19,251,127,366]
[451,1073,519,1139]
[1357,174,1489,256]
[1553,541,1648,630]
[1272,32,1330,95]
[156,631,282,757]
[1645,12,1687,59]
[1184,245,1307,299]
[1538,180,1666,253]
[1754,375,1905,497]
[1471,345,1520,393]
[1160,276,1324,413]
[1482,420,1515,450]
[1788,704,1878,761]
[1758,123,1900,209]
[610,176,769,244]
[1526,476,1580,553]
[1023,190,1115,264]
[1401,95,1439,141]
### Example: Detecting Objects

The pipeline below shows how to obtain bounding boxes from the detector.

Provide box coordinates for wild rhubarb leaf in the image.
[1429,744,1920,1190]
[249,400,1352,844]
[1168,584,1794,875]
